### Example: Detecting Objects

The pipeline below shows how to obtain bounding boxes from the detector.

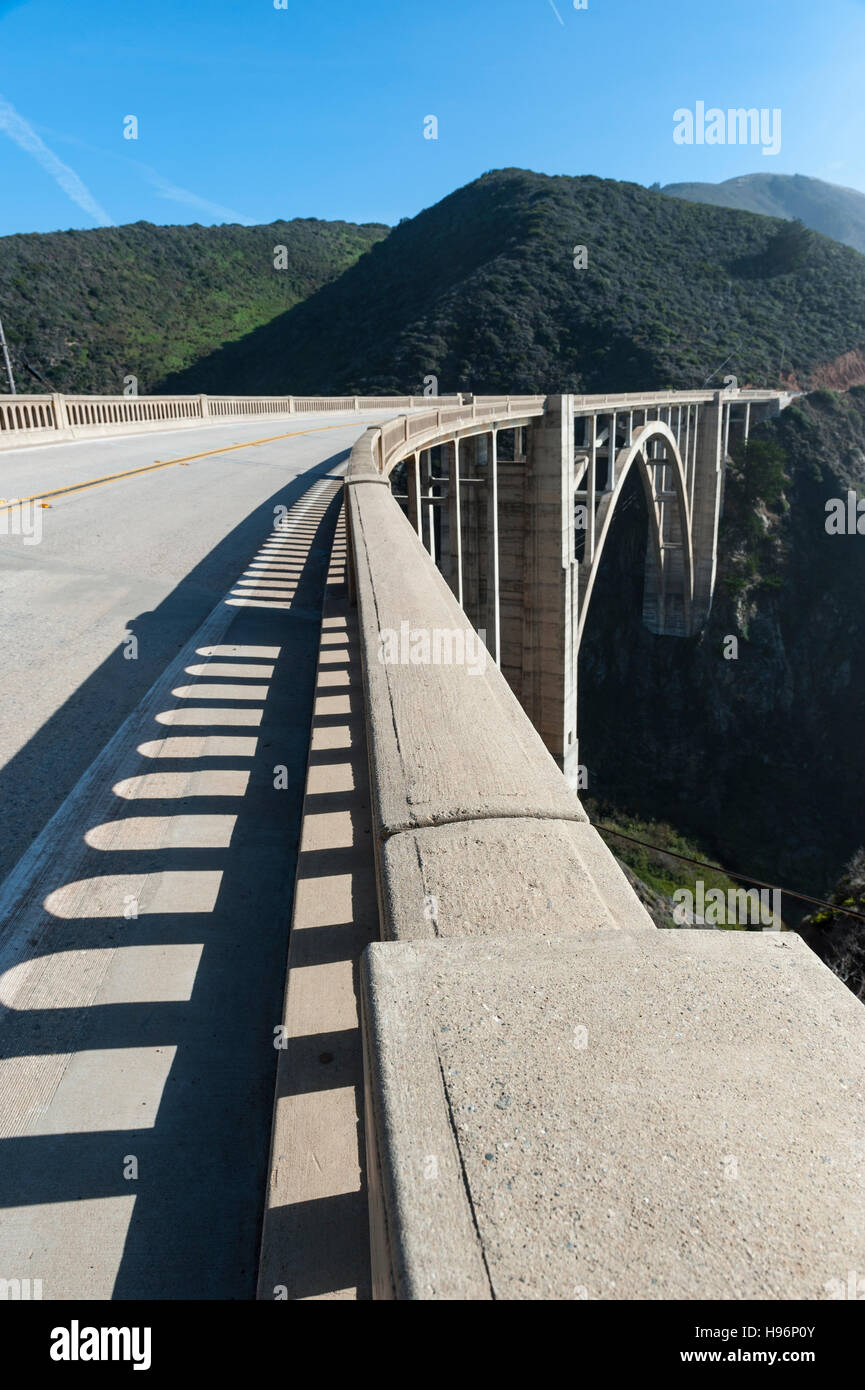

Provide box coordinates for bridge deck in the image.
[0,416,375,1298]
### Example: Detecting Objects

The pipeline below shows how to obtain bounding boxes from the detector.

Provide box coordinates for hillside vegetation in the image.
[0,218,388,395]
[800,849,865,1001]
[661,172,865,256]
[161,169,865,397]
[584,800,743,929]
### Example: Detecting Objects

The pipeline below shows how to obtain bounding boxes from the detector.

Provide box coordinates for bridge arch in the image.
[577,421,694,644]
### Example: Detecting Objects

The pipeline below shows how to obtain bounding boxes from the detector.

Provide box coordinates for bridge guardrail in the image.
[367,396,546,477]
[0,386,792,452]
[345,402,655,937]
[0,392,465,450]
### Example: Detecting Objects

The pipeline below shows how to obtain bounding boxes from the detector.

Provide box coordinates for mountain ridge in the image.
[661,172,865,255]
[158,169,865,398]
[0,216,388,395]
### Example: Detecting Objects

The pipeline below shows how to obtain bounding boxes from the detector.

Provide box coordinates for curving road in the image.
[0,412,379,1299]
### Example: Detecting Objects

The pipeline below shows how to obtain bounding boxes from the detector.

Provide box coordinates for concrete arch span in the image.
[577,421,694,645]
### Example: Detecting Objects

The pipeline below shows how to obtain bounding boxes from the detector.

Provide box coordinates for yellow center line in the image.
[0,419,380,514]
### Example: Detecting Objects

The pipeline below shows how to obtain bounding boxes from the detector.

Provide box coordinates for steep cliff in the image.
[579,387,865,903]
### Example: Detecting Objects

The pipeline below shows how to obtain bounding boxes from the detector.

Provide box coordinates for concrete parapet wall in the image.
[349,482,583,834]
[362,932,865,1300]
[346,421,651,941]
[379,818,654,941]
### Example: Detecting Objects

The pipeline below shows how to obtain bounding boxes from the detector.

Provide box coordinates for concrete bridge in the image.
[374,387,791,783]
[1,387,863,1302]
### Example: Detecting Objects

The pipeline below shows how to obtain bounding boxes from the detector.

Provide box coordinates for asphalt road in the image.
[0,415,377,883]
[0,413,378,1299]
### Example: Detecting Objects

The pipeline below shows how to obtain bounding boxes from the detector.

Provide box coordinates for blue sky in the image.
[1,0,864,236]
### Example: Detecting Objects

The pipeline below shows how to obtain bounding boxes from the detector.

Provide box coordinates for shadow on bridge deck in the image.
[256,510,377,1301]
[0,454,349,1299]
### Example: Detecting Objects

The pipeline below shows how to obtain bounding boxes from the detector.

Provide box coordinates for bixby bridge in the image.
[1,387,864,1302]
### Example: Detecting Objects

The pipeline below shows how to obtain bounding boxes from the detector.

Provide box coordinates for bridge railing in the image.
[0,391,465,450]
[371,395,546,475]
[570,388,792,408]
[345,398,652,933]
[355,389,790,481]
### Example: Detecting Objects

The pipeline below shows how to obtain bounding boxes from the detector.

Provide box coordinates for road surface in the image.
[0,412,378,1299]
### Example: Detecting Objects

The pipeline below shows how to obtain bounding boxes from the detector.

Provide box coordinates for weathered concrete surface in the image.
[690,390,725,628]
[379,818,653,940]
[362,931,865,1300]
[345,400,862,1304]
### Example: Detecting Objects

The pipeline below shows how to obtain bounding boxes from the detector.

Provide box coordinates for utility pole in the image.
[0,313,16,394]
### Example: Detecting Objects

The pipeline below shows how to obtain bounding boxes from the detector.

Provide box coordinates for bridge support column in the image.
[585,413,597,565]
[691,390,724,629]
[417,450,437,562]
[522,396,580,788]
[497,431,528,701]
[405,452,422,539]
[460,436,483,631]
[455,431,497,658]
[51,393,69,433]
[485,429,500,664]
[434,448,449,576]
[445,440,461,602]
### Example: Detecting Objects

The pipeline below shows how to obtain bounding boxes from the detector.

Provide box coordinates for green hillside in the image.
[0,217,388,395]
[160,170,865,398]
[661,173,865,256]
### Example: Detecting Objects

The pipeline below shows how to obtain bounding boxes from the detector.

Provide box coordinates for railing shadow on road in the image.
[0,450,349,889]
[0,453,358,1299]
[256,513,377,1300]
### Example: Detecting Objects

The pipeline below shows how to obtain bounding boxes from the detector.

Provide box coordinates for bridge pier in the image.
[484,429,500,665]
[690,390,725,628]
[441,433,500,659]
[428,449,443,562]
[405,451,421,540]
[443,439,460,600]
[460,435,484,631]
[521,395,580,788]
[497,432,528,701]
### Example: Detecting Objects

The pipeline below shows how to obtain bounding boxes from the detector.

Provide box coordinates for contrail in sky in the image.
[0,93,114,225]
[32,125,254,225]
[144,170,253,224]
